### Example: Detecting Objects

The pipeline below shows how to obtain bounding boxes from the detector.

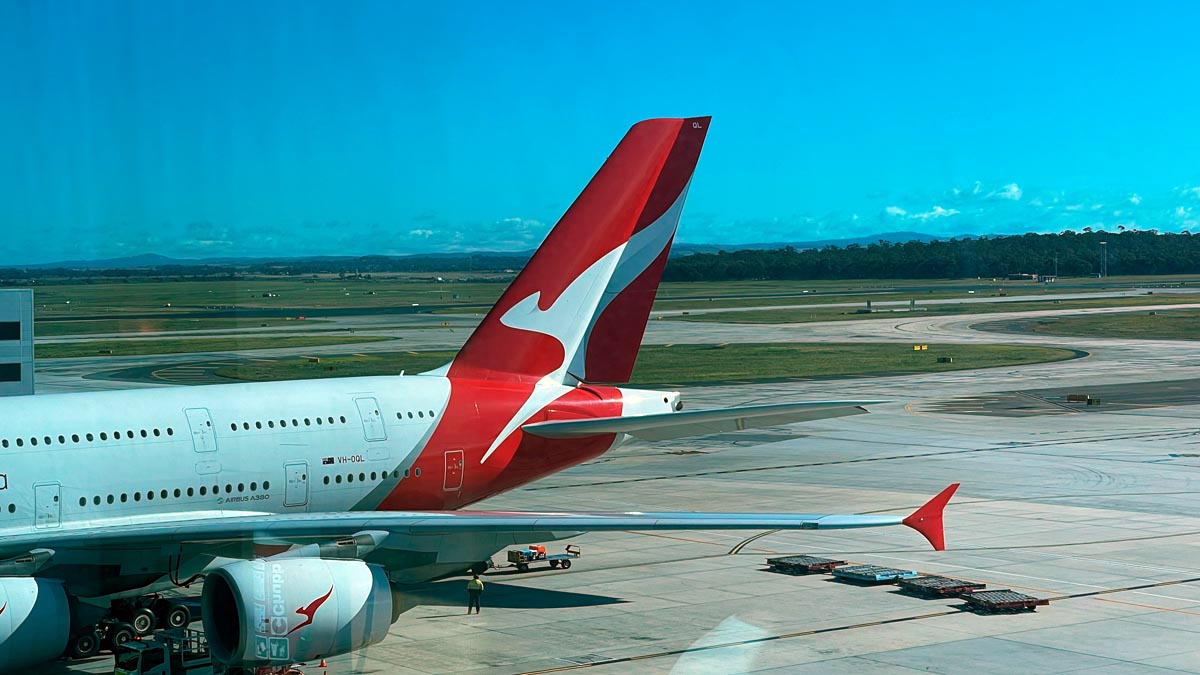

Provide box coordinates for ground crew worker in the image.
[466,573,484,614]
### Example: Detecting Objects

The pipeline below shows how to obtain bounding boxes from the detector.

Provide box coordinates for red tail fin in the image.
[443,117,710,384]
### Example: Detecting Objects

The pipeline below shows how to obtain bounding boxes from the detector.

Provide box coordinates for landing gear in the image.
[64,595,198,659]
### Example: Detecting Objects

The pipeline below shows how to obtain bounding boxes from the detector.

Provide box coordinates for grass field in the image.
[1023,309,1200,340]
[214,342,1079,386]
[18,275,1200,320]
[37,335,395,359]
[34,317,329,337]
[664,294,1200,324]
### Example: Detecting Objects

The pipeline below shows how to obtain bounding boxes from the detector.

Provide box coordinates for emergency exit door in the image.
[34,483,61,529]
[284,462,309,507]
[354,397,387,441]
[184,408,218,453]
[443,449,464,492]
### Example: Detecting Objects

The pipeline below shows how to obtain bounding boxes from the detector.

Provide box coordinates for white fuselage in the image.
[0,375,454,538]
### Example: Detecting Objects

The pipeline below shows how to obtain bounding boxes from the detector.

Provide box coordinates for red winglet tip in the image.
[901,483,960,551]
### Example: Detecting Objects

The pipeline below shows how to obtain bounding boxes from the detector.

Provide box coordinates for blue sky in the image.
[3,1,1200,264]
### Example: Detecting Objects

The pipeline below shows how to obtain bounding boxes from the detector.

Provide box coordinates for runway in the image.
[36,300,1200,674]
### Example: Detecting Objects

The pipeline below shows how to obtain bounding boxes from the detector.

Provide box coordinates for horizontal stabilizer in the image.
[521,401,881,441]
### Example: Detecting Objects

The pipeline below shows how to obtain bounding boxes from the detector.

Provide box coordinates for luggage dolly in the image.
[503,544,581,572]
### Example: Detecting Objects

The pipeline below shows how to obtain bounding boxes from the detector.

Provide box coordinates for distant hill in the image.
[17,231,947,270]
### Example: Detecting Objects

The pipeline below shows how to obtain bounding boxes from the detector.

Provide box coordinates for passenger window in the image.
[152,429,160,437]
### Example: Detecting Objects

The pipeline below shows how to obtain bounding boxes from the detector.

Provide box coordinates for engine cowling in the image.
[201,558,397,666]
[0,577,71,673]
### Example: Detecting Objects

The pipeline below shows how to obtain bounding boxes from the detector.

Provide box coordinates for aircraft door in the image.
[354,397,387,441]
[184,408,218,453]
[284,461,309,507]
[443,449,464,492]
[34,483,61,529]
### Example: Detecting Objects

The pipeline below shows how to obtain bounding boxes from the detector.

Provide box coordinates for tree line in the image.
[662,230,1199,281]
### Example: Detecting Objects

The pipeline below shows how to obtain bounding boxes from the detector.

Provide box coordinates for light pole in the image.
[1100,241,1107,278]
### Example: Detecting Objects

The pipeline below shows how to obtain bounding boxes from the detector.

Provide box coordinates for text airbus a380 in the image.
[0,117,957,673]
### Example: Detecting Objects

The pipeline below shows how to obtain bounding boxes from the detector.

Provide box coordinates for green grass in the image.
[34,317,329,337]
[21,275,1200,320]
[665,294,1200,324]
[1023,309,1200,340]
[214,342,1079,386]
[37,335,396,359]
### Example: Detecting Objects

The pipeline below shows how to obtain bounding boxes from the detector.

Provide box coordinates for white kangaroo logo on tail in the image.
[479,245,625,463]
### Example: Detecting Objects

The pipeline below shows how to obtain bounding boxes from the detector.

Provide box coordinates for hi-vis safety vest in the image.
[467,578,484,591]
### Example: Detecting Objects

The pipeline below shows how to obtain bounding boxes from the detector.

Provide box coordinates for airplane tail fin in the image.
[441,117,710,384]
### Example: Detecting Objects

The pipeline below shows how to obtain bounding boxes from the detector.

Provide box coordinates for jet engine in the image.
[0,577,71,673]
[202,558,398,666]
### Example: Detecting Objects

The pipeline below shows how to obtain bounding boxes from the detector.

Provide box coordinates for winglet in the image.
[901,483,959,551]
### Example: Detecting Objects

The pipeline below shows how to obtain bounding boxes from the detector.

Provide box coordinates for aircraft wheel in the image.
[130,607,157,635]
[109,623,136,649]
[69,629,102,659]
[165,604,191,629]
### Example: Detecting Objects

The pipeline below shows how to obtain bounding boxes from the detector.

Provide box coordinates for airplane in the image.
[0,116,957,673]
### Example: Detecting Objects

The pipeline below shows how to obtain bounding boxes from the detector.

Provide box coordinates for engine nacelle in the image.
[0,577,71,673]
[201,558,396,666]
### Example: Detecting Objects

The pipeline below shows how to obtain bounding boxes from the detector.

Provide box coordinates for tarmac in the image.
[37,297,1200,674]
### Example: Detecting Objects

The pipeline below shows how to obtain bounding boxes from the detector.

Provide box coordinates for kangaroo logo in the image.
[286,587,333,635]
[479,246,625,463]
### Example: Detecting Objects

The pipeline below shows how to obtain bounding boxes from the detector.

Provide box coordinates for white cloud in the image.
[1129,194,1142,205]
[911,206,960,221]
[991,183,1022,201]
[884,206,907,217]
[408,229,433,237]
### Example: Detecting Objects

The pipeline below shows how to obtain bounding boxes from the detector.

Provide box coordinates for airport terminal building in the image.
[0,289,34,396]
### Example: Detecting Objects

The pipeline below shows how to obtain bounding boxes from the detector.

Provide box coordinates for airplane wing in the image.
[0,484,959,557]
[521,401,881,441]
